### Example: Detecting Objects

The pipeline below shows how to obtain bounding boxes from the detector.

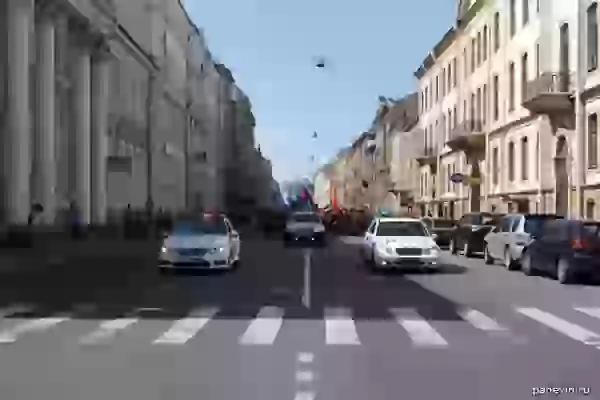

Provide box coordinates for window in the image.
[508,62,515,111]
[483,84,488,124]
[494,12,501,51]
[470,93,475,123]
[447,63,452,90]
[510,0,516,37]
[477,31,482,65]
[535,131,540,180]
[493,74,499,120]
[587,3,598,71]
[492,147,499,185]
[483,25,488,61]
[476,87,482,122]
[463,49,468,78]
[535,43,540,76]
[453,105,458,127]
[521,53,528,101]
[471,38,476,72]
[508,141,515,181]
[452,58,457,86]
[376,221,429,237]
[521,136,529,180]
[588,113,598,168]
[522,0,529,26]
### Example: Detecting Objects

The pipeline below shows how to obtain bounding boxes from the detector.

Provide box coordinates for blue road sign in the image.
[450,172,465,183]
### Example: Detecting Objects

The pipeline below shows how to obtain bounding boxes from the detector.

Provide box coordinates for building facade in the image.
[0,0,257,225]
[414,0,588,218]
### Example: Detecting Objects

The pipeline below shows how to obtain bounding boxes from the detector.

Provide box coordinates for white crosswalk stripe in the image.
[324,307,360,345]
[1,304,600,349]
[516,307,600,348]
[239,306,284,345]
[153,308,218,345]
[457,307,509,334]
[574,307,600,320]
[390,308,448,347]
[79,318,139,345]
[0,317,69,344]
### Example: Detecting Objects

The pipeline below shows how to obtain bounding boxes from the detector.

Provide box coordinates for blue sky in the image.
[187,0,456,183]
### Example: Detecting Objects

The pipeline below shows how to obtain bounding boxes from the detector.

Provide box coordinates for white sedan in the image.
[361,217,441,270]
[159,213,241,271]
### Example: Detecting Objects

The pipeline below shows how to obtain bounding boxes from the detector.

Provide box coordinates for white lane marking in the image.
[458,307,509,333]
[574,307,600,320]
[294,391,316,400]
[79,318,138,345]
[295,370,315,383]
[0,317,68,344]
[153,308,217,345]
[516,307,600,347]
[325,307,360,345]
[239,306,284,345]
[390,308,448,348]
[297,352,314,363]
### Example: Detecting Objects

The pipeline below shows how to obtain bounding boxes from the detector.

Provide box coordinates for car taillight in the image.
[570,238,586,250]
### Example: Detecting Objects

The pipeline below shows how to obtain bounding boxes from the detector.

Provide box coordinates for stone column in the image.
[90,44,111,224]
[4,0,33,224]
[33,3,57,223]
[72,27,93,224]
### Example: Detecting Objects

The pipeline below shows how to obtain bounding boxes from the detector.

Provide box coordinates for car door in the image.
[484,222,502,259]
[224,218,240,259]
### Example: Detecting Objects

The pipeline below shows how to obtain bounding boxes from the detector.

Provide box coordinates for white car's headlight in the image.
[314,225,325,232]
[161,246,168,253]
[423,246,440,256]
[208,247,226,254]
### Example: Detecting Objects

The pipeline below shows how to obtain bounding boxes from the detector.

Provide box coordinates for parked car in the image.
[483,214,563,269]
[449,212,504,257]
[421,217,455,248]
[519,219,600,284]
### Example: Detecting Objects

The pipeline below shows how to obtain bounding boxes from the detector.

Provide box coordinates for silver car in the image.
[483,214,562,270]
[283,212,326,245]
[159,214,241,271]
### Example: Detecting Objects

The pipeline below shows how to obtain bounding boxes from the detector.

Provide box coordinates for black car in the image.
[520,219,600,284]
[449,212,504,257]
[421,217,455,247]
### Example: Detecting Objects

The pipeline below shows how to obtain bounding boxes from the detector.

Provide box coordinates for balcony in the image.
[446,120,484,152]
[522,72,573,114]
[415,146,438,167]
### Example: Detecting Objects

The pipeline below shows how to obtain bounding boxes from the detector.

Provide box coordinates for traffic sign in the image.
[450,173,464,183]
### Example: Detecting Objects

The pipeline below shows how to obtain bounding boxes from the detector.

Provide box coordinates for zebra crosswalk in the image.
[0,303,599,351]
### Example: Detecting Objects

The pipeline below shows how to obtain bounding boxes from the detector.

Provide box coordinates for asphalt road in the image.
[0,235,598,399]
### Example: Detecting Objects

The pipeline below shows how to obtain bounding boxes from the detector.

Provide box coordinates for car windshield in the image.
[430,219,454,228]
[377,221,428,236]
[172,216,228,235]
[291,214,320,223]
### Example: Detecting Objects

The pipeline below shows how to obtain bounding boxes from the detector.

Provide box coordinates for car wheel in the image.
[504,248,518,271]
[557,258,573,284]
[449,239,457,254]
[484,244,494,265]
[521,251,535,276]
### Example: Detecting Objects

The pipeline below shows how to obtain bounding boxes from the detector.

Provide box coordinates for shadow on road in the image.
[0,236,474,323]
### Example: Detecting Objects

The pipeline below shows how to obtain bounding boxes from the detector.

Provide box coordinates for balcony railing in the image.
[447,119,483,142]
[522,71,574,113]
[415,146,438,167]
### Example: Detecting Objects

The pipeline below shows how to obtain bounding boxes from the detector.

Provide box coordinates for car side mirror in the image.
[431,233,438,240]
[231,231,239,239]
